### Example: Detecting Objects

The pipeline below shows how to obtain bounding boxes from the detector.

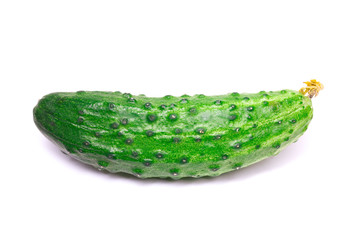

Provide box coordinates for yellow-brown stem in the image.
[299,79,324,98]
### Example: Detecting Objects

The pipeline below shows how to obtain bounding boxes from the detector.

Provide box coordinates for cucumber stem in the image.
[299,79,324,98]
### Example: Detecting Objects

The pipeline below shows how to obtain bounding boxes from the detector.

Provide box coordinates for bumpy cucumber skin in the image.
[33,90,313,179]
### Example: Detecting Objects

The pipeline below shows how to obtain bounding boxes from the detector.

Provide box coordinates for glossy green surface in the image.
[33,89,313,179]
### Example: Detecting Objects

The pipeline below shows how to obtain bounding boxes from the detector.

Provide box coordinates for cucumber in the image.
[33,80,322,179]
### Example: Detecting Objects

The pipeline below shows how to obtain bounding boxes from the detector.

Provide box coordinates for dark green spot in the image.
[291,119,297,123]
[247,106,254,111]
[125,138,133,145]
[147,114,157,122]
[170,169,179,176]
[111,122,119,129]
[175,128,182,134]
[214,100,222,105]
[197,94,205,98]
[210,165,220,171]
[180,157,188,164]
[234,127,240,132]
[98,160,109,167]
[131,151,139,158]
[77,117,84,123]
[243,97,250,101]
[78,110,84,115]
[189,107,197,114]
[123,93,132,98]
[108,154,115,159]
[231,92,240,96]
[252,124,257,128]
[159,104,167,110]
[273,143,281,149]
[121,118,128,125]
[83,141,90,146]
[95,132,101,137]
[173,137,181,143]
[109,103,115,109]
[229,114,237,121]
[118,131,124,137]
[233,163,243,170]
[168,114,178,121]
[263,93,269,97]
[180,98,188,103]
[233,143,241,149]
[214,135,222,140]
[289,129,294,133]
[276,120,282,125]
[284,137,290,141]
[222,154,228,160]
[229,104,236,110]
[146,130,154,137]
[155,153,164,159]
[196,128,206,134]
[194,137,202,142]
[255,144,261,149]
[143,159,153,167]
[144,102,152,109]
[262,101,269,106]
[132,168,143,176]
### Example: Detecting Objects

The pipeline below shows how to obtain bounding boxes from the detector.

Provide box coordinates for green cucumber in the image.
[33,81,322,179]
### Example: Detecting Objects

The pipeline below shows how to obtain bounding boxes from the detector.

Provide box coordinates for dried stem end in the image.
[299,79,324,98]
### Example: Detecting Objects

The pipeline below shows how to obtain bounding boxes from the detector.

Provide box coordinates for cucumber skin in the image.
[33,90,313,179]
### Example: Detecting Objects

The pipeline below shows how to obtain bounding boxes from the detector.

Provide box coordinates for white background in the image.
[1,1,359,239]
